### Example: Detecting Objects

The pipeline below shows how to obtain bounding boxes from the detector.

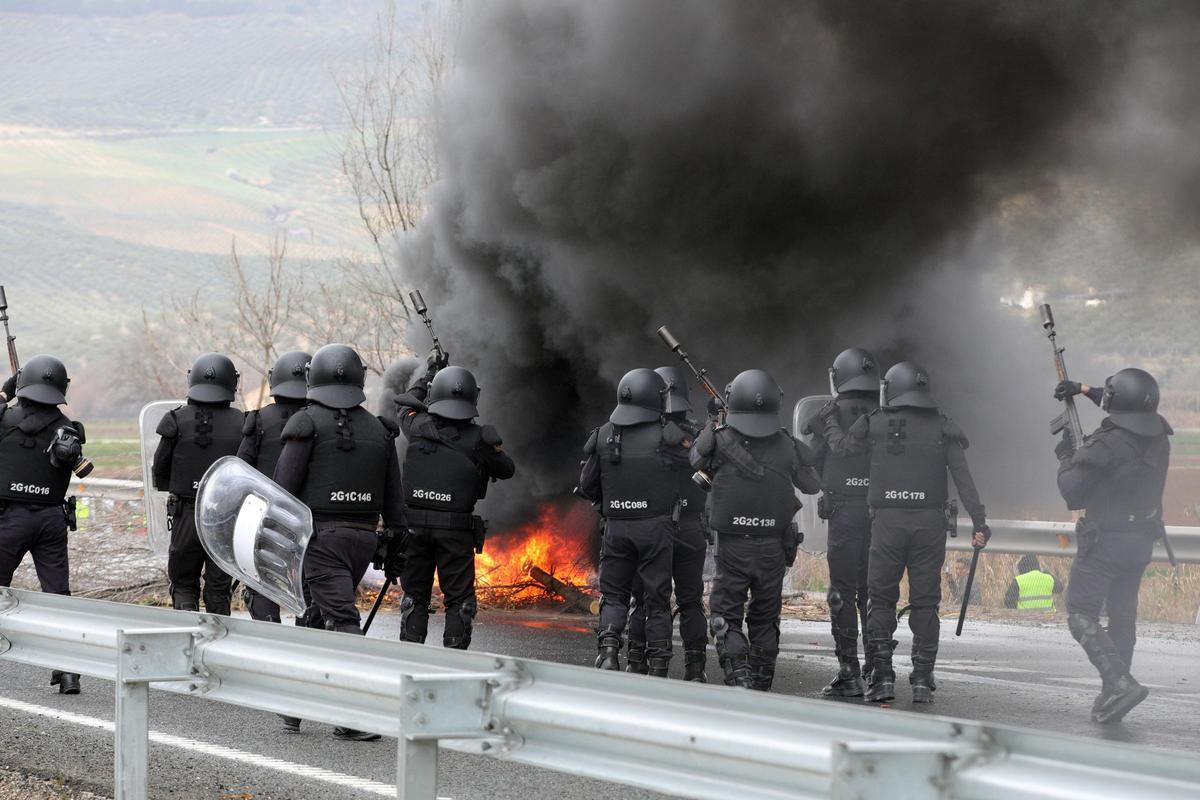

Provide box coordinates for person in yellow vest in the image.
[1004,555,1063,612]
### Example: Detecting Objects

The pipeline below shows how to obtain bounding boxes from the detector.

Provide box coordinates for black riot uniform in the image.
[820,361,988,704]
[693,370,820,690]
[578,368,691,676]
[626,366,709,681]
[0,355,88,695]
[394,360,515,650]
[236,350,311,623]
[1054,368,1171,724]
[152,353,243,615]
[804,348,879,698]
[271,344,406,741]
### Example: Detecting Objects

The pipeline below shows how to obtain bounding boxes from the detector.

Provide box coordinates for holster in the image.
[63,496,77,532]
[783,523,803,567]
[1075,517,1100,558]
[166,493,180,518]
[944,499,959,538]
[817,493,835,521]
[473,516,487,554]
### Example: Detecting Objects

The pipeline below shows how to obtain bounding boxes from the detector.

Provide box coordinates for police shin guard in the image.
[398,596,427,644]
[710,617,751,688]
[864,637,896,703]
[910,637,938,704]
[683,649,708,683]
[646,640,672,678]
[748,646,778,692]
[50,670,81,695]
[595,624,622,671]
[822,630,864,698]
[625,640,650,675]
[204,597,232,617]
[1070,613,1148,724]
[171,588,200,612]
[444,599,476,651]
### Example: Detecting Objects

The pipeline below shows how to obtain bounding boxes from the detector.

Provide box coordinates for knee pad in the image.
[1069,613,1101,644]
[827,589,844,614]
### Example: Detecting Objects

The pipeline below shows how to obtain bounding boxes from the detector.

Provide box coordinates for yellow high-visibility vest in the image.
[1015,570,1056,611]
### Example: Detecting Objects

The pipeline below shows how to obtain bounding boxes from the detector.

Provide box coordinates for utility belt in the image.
[407,507,488,554]
[314,520,379,534]
[817,492,868,520]
[1076,515,1159,560]
[714,523,803,566]
[165,494,195,517]
[0,496,76,530]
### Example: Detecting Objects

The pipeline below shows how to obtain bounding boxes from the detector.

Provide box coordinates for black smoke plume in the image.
[400,1,1198,525]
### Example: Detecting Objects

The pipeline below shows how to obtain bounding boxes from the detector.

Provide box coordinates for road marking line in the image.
[0,695,450,799]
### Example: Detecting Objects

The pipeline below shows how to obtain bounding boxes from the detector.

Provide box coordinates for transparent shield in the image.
[793,395,832,553]
[138,400,184,557]
[195,456,314,616]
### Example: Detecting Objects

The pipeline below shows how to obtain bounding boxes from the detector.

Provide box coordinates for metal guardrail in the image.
[69,477,144,502]
[1,589,1198,800]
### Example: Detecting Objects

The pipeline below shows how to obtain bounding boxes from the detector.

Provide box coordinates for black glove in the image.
[1054,380,1082,401]
[817,399,839,423]
[1,374,15,401]
[426,347,450,371]
[706,395,722,420]
[479,424,502,447]
[375,528,412,580]
[1054,429,1075,462]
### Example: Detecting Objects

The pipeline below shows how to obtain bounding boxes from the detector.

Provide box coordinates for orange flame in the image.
[475,502,597,605]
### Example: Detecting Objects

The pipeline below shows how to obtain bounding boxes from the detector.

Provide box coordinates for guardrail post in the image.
[115,627,210,800]
[831,740,982,800]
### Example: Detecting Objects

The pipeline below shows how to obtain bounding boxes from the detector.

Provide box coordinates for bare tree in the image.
[227,234,301,403]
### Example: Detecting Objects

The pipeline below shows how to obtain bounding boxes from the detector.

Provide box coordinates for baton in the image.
[361,578,394,635]
[955,548,981,636]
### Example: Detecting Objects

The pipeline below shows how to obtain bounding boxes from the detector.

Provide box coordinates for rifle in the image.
[1039,303,1084,453]
[0,285,18,376]
[655,326,726,414]
[407,289,446,364]
[954,547,980,637]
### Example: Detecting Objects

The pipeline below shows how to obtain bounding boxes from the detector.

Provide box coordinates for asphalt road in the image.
[2,607,1198,799]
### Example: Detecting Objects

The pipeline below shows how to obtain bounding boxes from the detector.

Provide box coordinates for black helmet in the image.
[725,369,783,437]
[187,353,239,403]
[427,366,480,420]
[1101,367,1162,436]
[654,366,692,415]
[610,368,665,426]
[883,361,936,409]
[306,344,366,409]
[830,347,879,394]
[15,354,69,405]
[268,350,312,401]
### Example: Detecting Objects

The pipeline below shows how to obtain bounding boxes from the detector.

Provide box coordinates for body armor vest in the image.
[866,408,948,510]
[0,404,74,504]
[251,401,302,477]
[819,395,876,497]
[403,417,486,514]
[168,404,244,498]
[709,430,798,535]
[597,421,678,519]
[299,405,390,517]
[1084,426,1170,530]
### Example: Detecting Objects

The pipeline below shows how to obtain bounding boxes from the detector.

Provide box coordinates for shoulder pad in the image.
[155,409,180,438]
[941,417,969,448]
[280,409,316,441]
[377,415,400,438]
[584,427,599,455]
[241,410,259,436]
[1074,430,1116,468]
[661,421,687,446]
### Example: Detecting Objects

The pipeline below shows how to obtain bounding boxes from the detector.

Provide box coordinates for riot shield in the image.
[792,394,832,553]
[138,400,184,557]
[195,456,314,616]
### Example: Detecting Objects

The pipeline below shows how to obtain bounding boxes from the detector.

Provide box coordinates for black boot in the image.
[595,624,622,671]
[723,653,753,688]
[280,715,302,733]
[682,650,708,683]
[50,671,80,695]
[646,640,671,678]
[910,638,938,704]
[822,632,864,698]
[625,640,649,675]
[1070,613,1148,724]
[1093,675,1149,724]
[864,637,895,703]
[748,646,777,692]
[333,727,382,741]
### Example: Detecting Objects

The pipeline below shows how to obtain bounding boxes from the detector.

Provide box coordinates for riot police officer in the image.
[236,350,311,623]
[1054,368,1171,723]
[819,361,988,704]
[393,355,515,650]
[152,353,243,615]
[693,369,820,690]
[578,368,691,676]
[625,366,709,681]
[0,355,89,695]
[272,343,407,740]
[802,348,878,698]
